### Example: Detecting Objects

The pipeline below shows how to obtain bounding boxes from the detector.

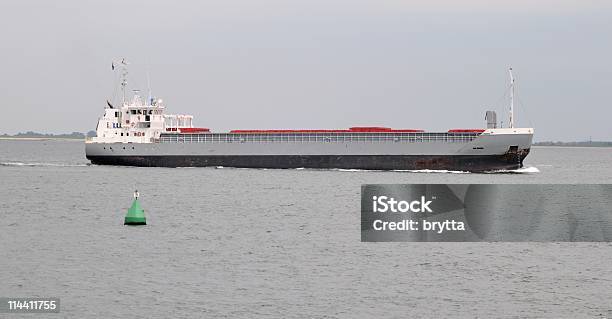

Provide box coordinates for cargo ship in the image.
[85,62,533,172]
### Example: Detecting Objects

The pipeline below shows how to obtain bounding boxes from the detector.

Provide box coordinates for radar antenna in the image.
[509,67,515,128]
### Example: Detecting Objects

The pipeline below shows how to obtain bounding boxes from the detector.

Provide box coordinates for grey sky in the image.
[1,0,611,141]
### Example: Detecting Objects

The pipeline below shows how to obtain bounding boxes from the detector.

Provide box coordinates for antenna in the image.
[509,67,515,128]
[146,63,153,106]
[120,59,129,106]
[112,58,129,106]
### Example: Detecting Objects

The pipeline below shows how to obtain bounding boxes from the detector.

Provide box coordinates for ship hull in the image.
[87,151,529,172]
[85,128,533,172]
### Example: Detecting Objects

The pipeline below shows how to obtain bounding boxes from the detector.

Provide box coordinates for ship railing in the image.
[158,132,480,144]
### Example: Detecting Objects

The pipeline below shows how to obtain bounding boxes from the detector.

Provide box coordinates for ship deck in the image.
[158,132,483,144]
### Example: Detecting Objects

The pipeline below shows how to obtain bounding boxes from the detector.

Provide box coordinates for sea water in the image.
[1,139,612,318]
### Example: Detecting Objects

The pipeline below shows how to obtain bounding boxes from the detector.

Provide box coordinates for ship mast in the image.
[509,67,515,128]
[112,58,129,106]
[120,59,129,106]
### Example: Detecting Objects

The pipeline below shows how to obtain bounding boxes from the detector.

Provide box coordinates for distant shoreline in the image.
[533,142,612,148]
[0,131,95,140]
[532,145,612,149]
[0,137,84,141]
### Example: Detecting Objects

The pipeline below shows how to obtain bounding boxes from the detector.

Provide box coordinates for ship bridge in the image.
[88,90,202,144]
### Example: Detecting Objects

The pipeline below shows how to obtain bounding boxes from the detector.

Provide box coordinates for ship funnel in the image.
[485,111,497,129]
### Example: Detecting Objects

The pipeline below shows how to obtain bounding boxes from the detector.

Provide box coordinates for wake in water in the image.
[510,166,540,173]
[485,166,540,174]
[0,162,90,167]
[394,169,470,174]
[336,168,471,174]
[340,167,539,174]
[0,161,540,174]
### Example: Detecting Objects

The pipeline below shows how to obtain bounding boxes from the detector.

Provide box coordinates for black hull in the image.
[87,151,529,172]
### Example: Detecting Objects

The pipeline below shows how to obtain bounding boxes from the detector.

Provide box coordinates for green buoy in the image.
[124,190,146,225]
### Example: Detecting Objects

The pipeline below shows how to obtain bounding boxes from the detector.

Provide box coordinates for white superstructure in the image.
[90,94,197,143]
[89,59,196,144]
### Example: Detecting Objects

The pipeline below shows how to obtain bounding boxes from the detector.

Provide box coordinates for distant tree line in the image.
[533,141,612,147]
[0,131,97,139]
